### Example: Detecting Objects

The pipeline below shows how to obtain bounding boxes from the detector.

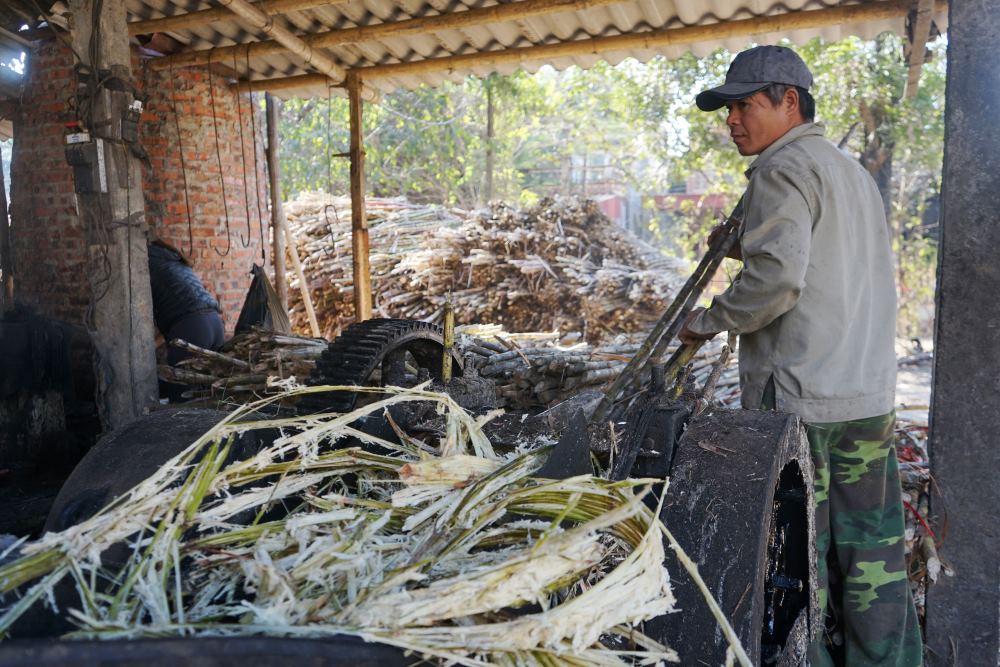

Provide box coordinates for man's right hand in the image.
[708,222,743,261]
[679,307,719,345]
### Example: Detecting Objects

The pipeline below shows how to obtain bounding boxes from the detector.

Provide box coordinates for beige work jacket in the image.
[689,123,897,423]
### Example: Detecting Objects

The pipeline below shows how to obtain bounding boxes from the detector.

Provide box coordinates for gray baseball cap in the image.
[696,45,813,111]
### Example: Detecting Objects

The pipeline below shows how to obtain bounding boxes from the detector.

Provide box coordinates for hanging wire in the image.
[232,51,253,248]
[167,60,195,257]
[207,47,233,257]
[246,45,267,261]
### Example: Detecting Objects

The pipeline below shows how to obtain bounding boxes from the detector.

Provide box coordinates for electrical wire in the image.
[167,59,195,257]
[207,48,233,258]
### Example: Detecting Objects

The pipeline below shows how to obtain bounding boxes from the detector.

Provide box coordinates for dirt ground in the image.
[896,338,933,424]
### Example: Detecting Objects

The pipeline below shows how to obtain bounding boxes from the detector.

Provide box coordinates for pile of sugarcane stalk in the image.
[283,194,466,338]
[156,321,742,411]
[157,328,329,400]
[459,328,739,410]
[284,194,687,341]
[0,384,752,666]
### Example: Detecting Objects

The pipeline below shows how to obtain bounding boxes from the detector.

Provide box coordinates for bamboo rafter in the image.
[152,0,634,71]
[129,0,348,36]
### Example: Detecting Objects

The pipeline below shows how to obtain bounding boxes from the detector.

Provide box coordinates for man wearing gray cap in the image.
[678,46,922,666]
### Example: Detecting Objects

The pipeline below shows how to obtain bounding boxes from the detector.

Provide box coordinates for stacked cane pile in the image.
[283,194,466,338]
[284,194,687,341]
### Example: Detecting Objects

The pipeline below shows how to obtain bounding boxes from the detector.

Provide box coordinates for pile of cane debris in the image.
[0,384,751,666]
[284,194,687,341]
[157,325,740,410]
[895,413,940,621]
[158,328,329,401]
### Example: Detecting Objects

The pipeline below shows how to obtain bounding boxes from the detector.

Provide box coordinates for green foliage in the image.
[278,33,945,336]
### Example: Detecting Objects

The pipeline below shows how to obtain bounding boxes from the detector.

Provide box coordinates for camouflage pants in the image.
[803,413,923,667]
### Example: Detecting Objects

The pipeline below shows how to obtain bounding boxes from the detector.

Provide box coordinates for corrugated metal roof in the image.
[28,0,948,98]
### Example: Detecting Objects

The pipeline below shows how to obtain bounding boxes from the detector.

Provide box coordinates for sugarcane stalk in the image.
[591,214,740,423]
[442,302,455,383]
[693,337,732,416]
[172,339,251,369]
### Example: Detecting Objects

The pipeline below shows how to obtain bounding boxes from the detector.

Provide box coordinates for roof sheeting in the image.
[30,0,948,97]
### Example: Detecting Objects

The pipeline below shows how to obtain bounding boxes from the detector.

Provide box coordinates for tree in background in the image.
[278,33,945,337]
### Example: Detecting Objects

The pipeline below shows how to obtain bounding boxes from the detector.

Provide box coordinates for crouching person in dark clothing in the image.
[148,239,225,401]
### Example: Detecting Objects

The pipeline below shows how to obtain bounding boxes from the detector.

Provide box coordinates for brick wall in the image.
[9,41,86,326]
[138,60,270,329]
[9,39,270,335]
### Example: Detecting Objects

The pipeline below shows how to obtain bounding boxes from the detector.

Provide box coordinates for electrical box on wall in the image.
[64,125,108,195]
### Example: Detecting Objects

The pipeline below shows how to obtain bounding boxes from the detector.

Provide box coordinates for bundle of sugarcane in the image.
[284,194,688,342]
[157,328,329,400]
[0,384,751,666]
[461,330,739,410]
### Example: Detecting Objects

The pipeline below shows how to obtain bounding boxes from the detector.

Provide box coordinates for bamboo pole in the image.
[348,72,372,323]
[128,0,347,36]
[213,0,347,82]
[283,224,322,337]
[265,93,289,314]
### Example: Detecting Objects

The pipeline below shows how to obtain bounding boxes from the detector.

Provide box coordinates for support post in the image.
[926,0,1000,663]
[0,143,12,313]
[484,77,495,204]
[265,93,289,313]
[347,72,372,322]
[68,0,158,429]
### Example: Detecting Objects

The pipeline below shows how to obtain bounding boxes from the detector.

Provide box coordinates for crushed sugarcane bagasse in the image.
[0,383,754,665]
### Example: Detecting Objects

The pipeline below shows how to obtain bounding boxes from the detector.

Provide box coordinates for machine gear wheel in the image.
[303,318,464,413]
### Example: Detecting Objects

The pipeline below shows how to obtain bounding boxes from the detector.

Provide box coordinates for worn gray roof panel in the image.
[24,0,947,98]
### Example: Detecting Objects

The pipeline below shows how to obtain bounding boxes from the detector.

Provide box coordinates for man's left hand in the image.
[678,307,718,345]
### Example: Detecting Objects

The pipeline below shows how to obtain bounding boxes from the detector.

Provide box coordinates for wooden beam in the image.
[128,0,347,36]
[235,75,379,102]
[904,0,936,98]
[347,72,372,323]
[234,74,334,94]
[0,137,12,313]
[67,0,158,428]
[233,0,947,92]
[265,93,289,314]
[0,25,32,48]
[154,0,633,70]
[284,224,322,337]
[214,0,347,83]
